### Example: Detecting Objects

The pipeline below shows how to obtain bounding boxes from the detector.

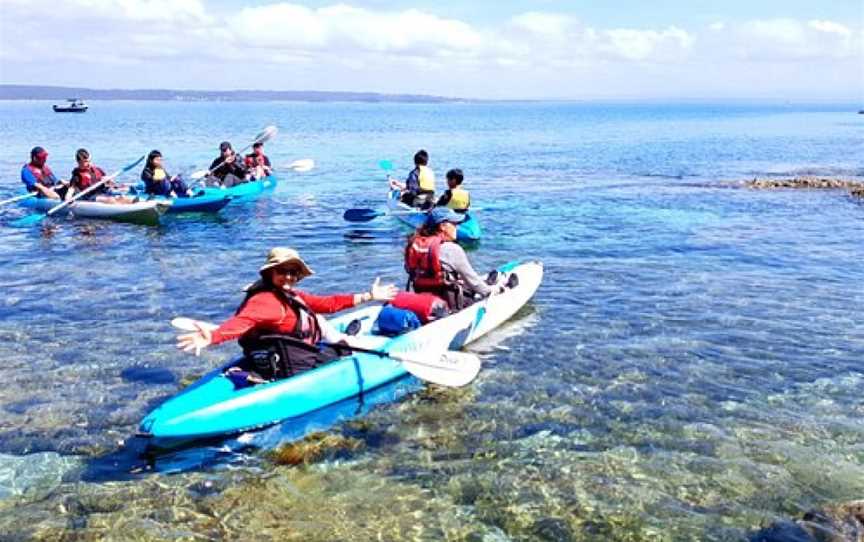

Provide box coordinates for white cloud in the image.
[233,4,483,58]
[0,1,860,99]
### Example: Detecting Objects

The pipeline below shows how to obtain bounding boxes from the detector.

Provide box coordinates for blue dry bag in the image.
[375,306,421,336]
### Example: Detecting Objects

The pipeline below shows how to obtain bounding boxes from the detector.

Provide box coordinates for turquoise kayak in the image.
[139,260,542,447]
[386,189,482,241]
[201,175,278,201]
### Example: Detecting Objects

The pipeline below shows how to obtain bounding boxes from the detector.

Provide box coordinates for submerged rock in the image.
[745,177,864,190]
[0,452,81,502]
[269,431,365,466]
[751,501,864,542]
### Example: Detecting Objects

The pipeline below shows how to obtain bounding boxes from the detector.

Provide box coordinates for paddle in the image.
[287,159,315,173]
[189,125,279,181]
[170,317,480,388]
[0,193,37,207]
[11,155,145,227]
[342,160,398,222]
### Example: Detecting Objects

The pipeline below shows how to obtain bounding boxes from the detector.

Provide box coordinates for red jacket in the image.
[210,290,355,345]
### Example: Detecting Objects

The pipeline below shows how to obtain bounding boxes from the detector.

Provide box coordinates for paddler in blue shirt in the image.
[21,146,68,199]
[389,149,436,209]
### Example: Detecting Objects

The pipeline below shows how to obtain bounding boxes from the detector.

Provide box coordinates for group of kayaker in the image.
[179,195,497,389]
[389,149,471,213]
[20,141,273,202]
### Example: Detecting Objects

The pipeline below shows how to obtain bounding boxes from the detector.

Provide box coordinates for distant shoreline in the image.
[0,84,458,104]
[1,85,859,107]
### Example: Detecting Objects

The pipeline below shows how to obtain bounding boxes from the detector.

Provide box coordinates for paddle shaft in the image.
[0,193,37,207]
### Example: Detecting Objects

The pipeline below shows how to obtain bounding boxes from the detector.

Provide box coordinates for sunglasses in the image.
[272,267,299,277]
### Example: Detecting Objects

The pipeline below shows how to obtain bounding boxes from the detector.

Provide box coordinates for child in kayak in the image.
[21,146,68,199]
[244,142,272,180]
[435,168,470,213]
[405,207,501,309]
[389,149,436,209]
[141,150,193,198]
[177,247,398,384]
[66,149,135,204]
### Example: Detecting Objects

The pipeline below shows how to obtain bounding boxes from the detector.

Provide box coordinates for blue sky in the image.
[1,0,861,100]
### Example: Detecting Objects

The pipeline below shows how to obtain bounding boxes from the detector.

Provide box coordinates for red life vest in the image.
[72,166,104,191]
[404,233,448,290]
[26,163,56,186]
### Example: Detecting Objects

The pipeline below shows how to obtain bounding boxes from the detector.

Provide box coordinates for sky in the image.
[0,0,862,100]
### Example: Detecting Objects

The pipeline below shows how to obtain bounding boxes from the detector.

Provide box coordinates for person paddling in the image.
[435,168,470,213]
[405,207,499,309]
[207,141,249,188]
[389,149,436,209]
[141,150,192,198]
[177,247,398,384]
[21,147,67,199]
[244,142,272,180]
[66,149,135,203]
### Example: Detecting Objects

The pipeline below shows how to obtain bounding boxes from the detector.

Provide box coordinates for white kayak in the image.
[20,196,172,226]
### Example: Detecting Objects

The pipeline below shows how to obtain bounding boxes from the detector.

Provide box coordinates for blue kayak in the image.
[139,260,542,448]
[386,189,482,241]
[201,175,278,201]
[149,192,232,214]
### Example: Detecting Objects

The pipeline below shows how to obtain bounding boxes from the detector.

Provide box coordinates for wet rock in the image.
[745,177,864,190]
[0,452,81,501]
[532,517,574,541]
[750,501,864,542]
[851,188,864,198]
[269,432,365,466]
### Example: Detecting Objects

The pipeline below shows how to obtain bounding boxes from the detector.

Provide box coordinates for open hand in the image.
[370,277,398,301]
[177,323,213,356]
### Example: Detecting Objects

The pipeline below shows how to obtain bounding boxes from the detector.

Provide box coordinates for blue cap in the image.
[425,207,465,227]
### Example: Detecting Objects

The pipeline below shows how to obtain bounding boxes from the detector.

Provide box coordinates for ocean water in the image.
[0,100,862,540]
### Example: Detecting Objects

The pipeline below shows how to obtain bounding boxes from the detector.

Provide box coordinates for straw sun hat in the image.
[258,247,314,280]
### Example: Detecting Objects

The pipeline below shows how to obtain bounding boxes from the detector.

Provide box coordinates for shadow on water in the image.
[80,375,420,481]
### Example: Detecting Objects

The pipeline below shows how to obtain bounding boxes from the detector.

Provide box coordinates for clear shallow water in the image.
[0,101,862,540]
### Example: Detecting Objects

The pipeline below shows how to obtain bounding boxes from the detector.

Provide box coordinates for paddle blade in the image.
[288,159,314,172]
[395,350,482,388]
[378,160,394,172]
[255,125,278,144]
[189,169,210,181]
[171,317,218,332]
[10,213,46,228]
[343,208,383,222]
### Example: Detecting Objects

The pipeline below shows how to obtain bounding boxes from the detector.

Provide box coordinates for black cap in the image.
[219,141,233,152]
[30,146,46,159]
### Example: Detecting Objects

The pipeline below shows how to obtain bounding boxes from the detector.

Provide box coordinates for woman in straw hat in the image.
[177,247,397,383]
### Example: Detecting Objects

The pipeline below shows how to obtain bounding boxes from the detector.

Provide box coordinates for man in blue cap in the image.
[404,207,498,309]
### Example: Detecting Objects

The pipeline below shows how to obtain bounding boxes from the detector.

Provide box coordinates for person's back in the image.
[401,149,435,209]
[436,168,470,213]
[405,208,491,309]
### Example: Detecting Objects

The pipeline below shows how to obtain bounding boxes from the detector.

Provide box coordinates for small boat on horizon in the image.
[53,98,88,113]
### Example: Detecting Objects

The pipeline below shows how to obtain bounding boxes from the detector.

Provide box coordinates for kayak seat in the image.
[234,335,351,385]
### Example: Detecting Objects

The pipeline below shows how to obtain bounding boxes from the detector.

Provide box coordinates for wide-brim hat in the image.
[258,247,314,280]
[425,206,466,227]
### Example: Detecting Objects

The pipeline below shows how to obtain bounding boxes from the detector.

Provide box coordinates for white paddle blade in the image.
[189,169,210,181]
[257,125,278,143]
[394,350,482,388]
[288,159,314,172]
[171,317,218,332]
